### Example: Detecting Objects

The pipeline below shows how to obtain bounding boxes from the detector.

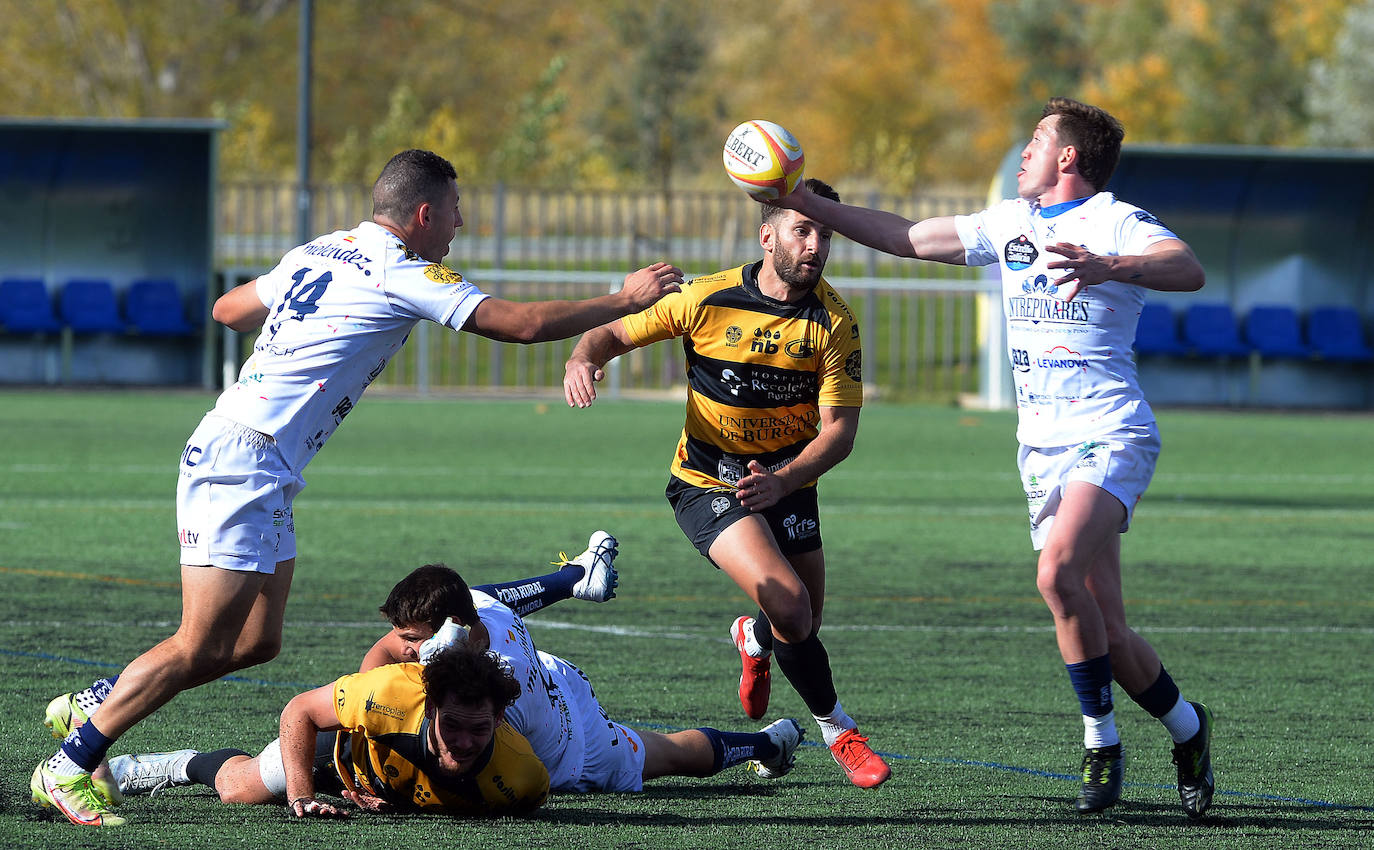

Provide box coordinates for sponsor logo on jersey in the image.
[784,338,816,359]
[719,365,818,402]
[825,288,856,323]
[844,350,862,382]
[782,513,818,541]
[1021,273,1058,295]
[424,265,465,285]
[178,528,199,546]
[1132,210,1165,227]
[750,328,781,354]
[364,691,407,720]
[1004,235,1039,270]
[725,325,743,346]
[1006,295,1090,324]
[716,411,817,444]
[720,368,745,396]
[711,496,732,515]
[1035,345,1089,371]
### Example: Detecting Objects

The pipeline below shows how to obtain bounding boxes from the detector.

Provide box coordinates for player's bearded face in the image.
[769,215,830,289]
[428,697,499,775]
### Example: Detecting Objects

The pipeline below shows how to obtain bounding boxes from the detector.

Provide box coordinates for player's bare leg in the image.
[1086,521,1215,817]
[1036,481,1127,812]
[711,518,889,788]
[95,562,292,737]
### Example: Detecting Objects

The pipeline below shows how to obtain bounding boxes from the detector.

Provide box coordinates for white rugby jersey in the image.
[473,590,587,792]
[955,192,1179,447]
[212,221,489,471]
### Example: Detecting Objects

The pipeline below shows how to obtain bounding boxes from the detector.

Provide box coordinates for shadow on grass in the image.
[1020,795,1374,831]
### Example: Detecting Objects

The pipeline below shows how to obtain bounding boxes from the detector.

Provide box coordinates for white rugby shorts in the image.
[175,414,304,573]
[552,656,647,792]
[1016,424,1160,550]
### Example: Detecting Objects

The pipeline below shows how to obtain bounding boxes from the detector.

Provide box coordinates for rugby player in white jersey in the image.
[97,538,802,810]
[762,98,1215,818]
[31,148,684,827]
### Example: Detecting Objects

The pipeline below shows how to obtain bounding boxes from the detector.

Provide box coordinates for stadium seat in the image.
[1182,303,1250,357]
[1306,306,1373,363]
[1133,303,1188,355]
[59,279,126,334]
[1243,305,1310,359]
[125,279,193,336]
[0,278,62,333]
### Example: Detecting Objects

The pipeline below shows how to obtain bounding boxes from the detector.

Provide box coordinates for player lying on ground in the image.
[126,641,546,818]
[64,532,802,813]
[30,147,684,829]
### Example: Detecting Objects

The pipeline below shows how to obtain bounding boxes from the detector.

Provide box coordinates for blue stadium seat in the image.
[125,279,193,336]
[1243,305,1310,359]
[0,278,62,333]
[1133,303,1187,355]
[1307,306,1373,363]
[60,279,126,334]
[1182,303,1250,357]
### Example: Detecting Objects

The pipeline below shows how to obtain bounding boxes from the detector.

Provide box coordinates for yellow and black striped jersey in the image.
[331,663,549,817]
[622,261,862,490]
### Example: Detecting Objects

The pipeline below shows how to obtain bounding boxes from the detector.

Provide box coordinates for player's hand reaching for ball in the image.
[618,262,683,312]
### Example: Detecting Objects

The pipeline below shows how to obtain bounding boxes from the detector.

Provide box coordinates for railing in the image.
[218,182,992,403]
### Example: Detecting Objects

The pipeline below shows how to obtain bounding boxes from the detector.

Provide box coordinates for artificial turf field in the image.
[2,389,1371,849]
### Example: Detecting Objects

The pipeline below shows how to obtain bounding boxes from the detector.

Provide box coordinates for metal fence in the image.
[218,182,993,402]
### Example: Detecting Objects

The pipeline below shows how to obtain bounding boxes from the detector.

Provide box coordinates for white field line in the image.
[4,462,1374,486]
[1,496,1369,522]
[4,619,1371,637]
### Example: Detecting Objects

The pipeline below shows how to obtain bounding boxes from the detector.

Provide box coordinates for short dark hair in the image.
[763,178,840,225]
[1042,97,1124,192]
[422,641,521,713]
[371,149,458,222]
[379,564,478,632]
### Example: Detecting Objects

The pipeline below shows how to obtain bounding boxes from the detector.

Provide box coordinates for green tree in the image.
[1307,0,1374,146]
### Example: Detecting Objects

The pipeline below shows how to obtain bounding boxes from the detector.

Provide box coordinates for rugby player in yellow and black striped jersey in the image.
[564,178,890,789]
[91,642,549,820]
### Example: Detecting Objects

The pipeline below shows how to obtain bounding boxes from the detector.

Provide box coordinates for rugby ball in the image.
[723,120,805,201]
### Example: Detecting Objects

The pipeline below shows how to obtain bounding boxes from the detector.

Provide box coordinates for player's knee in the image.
[234,636,282,668]
[764,603,814,644]
[1034,557,1081,605]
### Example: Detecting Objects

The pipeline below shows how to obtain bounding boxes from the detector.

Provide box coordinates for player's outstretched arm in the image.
[212,279,271,331]
[771,184,967,264]
[279,686,349,818]
[563,321,637,408]
[463,262,682,344]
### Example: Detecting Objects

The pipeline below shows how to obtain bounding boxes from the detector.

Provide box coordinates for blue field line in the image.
[10,647,1372,814]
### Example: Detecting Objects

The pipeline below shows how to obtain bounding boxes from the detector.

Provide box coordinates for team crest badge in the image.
[725,325,743,346]
[1004,235,1038,270]
[424,264,465,284]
